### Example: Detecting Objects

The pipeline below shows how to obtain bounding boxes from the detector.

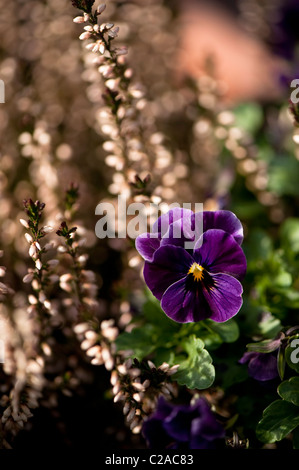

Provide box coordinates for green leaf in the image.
[246,338,280,353]
[233,103,263,134]
[285,335,299,374]
[257,314,281,339]
[278,377,299,406]
[268,156,299,197]
[173,335,215,390]
[277,346,286,380]
[204,319,239,343]
[244,229,273,265]
[256,400,299,443]
[115,324,157,360]
[142,294,180,332]
[280,218,299,255]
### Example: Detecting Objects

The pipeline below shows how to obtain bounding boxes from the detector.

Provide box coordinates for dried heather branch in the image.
[71,1,185,207]
[22,199,57,324]
[0,251,44,448]
[110,358,179,434]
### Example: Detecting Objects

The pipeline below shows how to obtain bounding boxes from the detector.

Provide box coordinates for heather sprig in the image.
[21,200,57,319]
[110,358,179,435]
[72,0,95,14]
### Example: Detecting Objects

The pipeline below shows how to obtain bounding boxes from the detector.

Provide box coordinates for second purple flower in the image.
[136,209,246,323]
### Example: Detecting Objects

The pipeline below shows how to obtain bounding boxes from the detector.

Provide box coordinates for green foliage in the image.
[268,155,299,197]
[256,400,299,444]
[280,218,299,257]
[278,377,299,406]
[172,335,215,389]
[116,291,239,390]
[233,103,263,134]
[115,324,158,361]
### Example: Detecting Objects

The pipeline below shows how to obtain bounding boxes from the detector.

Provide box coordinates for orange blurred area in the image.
[176,2,289,104]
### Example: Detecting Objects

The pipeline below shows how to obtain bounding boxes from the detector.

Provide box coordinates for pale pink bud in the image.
[28,295,38,305]
[85,42,97,51]
[73,322,89,334]
[105,78,120,91]
[23,272,34,283]
[35,259,42,270]
[20,219,29,229]
[79,31,92,41]
[47,259,59,267]
[32,279,39,290]
[97,4,106,14]
[42,226,53,233]
[86,345,101,357]
[108,27,119,38]
[73,16,85,24]
[25,233,33,244]
[29,243,39,258]
[99,42,106,55]
[0,266,6,277]
[85,330,98,341]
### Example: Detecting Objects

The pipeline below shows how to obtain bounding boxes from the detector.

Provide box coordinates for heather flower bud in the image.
[0,266,6,277]
[99,42,106,55]
[20,219,29,229]
[29,243,39,258]
[108,27,119,38]
[47,259,59,267]
[97,4,106,14]
[86,42,97,51]
[28,295,38,305]
[25,233,33,244]
[35,259,42,270]
[42,226,54,233]
[74,322,89,334]
[79,31,92,41]
[73,16,85,24]
[23,272,34,283]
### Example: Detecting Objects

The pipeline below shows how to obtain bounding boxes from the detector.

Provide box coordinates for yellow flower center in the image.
[188,263,204,281]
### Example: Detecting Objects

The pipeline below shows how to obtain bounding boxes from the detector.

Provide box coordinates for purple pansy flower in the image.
[142,396,225,449]
[239,351,279,382]
[136,210,246,323]
[239,334,283,381]
[136,208,244,262]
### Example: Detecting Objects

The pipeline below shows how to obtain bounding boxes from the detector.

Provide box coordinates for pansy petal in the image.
[153,208,193,237]
[202,273,243,322]
[160,216,195,250]
[163,405,194,442]
[135,233,161,261]
[161,277,210,323]
[190,400,225,449]
[201,210,244,245]
[143,246,194,300]
[194,229,247,281]
[247,352,279,381]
